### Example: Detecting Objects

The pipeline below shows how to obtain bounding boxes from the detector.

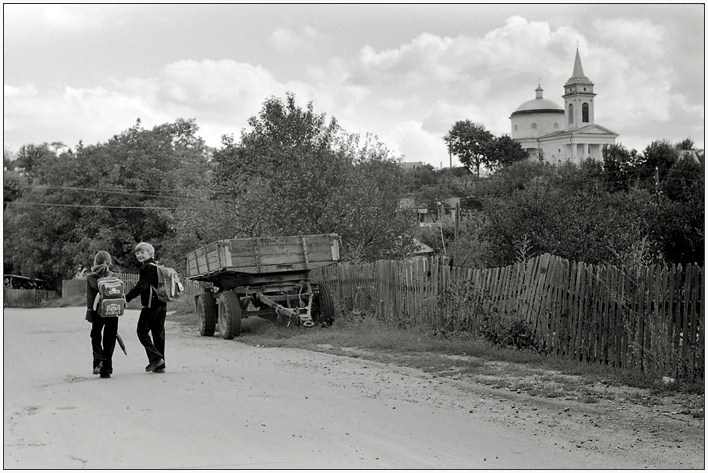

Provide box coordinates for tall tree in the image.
[212,93,417,262]
[444,120,494,177]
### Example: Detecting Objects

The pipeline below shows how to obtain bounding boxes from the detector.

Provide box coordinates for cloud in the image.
[3,13,703,163]
[270,26,324,54]
[387,120,457,167]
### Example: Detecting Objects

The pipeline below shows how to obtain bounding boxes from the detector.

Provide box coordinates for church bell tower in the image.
[563,48,596,130]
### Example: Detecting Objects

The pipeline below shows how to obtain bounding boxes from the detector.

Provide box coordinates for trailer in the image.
[185,234,340,339]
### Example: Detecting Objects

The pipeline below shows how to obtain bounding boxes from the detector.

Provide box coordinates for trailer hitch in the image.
[256,293,315,328]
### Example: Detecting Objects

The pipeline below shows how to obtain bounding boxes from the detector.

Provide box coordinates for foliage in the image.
[444,120,494,177]
[479,160,660,267]
[211,93,417,262]
[479,313,536,350]
[602,143,645,192]
[486,134,529,170]
[447,212,490,268]
[643,139,679,182]
[3,119,211,287]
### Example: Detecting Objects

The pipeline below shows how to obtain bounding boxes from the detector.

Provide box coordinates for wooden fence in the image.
[312,254,704,380]
[62,272,203,299]
[4,288,60,307]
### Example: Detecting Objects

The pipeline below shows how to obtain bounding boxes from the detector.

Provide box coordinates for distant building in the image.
[400,161,430,171]
[400,197,460,226]
[510,49,618,164]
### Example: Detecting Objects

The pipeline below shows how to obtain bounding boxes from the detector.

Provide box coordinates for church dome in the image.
[513,98,563,114]
[511,84,564,116]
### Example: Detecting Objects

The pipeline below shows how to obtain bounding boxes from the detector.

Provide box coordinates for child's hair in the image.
[93,251,112,267]
[134,242,155,257]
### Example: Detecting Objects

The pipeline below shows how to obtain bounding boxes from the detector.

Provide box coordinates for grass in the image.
[219,312,704,398]
[37,296,704,403]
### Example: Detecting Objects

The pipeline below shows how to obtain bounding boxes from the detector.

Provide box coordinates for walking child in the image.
[85,251,119,379]
[125,242,167,373]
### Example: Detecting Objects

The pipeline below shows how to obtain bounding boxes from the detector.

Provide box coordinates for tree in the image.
[643,139,679,185]
[676,137,695,150]
[211,93,417,262]
[601,143,644,192]
[444,120,494,177]
[480,161,658,267]
[3,118,211,285]
[486,134,529,170]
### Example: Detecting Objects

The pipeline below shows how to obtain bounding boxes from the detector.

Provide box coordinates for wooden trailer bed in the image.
[185,233,341,282]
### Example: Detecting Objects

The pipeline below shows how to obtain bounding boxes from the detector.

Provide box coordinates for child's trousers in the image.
[136,304,167,363]
[90,316,118,372]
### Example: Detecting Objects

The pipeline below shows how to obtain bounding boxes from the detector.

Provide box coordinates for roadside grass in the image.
[44,295,704,404]
[208,311,703,399]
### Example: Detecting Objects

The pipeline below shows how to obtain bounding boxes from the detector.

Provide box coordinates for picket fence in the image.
[62,272,202,299]
[311,254,704,380]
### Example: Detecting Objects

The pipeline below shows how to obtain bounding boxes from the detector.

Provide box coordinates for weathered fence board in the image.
[311,254,704,380]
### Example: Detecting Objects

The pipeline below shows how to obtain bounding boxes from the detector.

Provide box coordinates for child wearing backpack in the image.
[85,251,121,379]
[125,242,167,373]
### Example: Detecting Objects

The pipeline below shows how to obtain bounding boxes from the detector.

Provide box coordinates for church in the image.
[510,49,618,164]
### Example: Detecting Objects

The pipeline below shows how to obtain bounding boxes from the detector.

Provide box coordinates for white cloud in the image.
[388,120,457,167]
[270,26,324,54]
[3,12,703,161]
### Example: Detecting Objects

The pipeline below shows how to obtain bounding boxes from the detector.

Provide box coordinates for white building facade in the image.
[510,49,618,164]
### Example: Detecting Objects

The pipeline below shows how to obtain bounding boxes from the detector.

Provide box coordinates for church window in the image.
[568,104,574,123]
[582,103,589,122]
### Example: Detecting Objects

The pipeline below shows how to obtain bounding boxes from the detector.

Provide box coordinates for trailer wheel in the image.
[218,291,242,339]
[313,283,335,326]
[197,292,217,336]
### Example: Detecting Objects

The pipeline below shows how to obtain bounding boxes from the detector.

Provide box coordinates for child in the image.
[85,251,119,379]
[125,242,167,373]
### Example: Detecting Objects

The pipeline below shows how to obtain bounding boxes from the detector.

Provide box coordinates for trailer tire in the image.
[313,283,335,326]
[218,291,242,339]
[197,292,217,336]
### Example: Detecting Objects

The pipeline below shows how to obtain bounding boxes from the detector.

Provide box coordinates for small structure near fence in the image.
[4,288,60,308]
[4,274,59,307]
[312,254,704,381]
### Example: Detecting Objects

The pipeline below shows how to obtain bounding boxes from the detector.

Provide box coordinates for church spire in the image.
[571,47,587,80]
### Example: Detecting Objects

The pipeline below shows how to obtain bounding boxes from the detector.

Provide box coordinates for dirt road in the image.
[4,307,704,469]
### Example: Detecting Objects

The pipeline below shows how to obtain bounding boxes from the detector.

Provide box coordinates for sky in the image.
[3,3,705,167]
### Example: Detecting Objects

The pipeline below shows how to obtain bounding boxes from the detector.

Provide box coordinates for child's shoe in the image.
[93,361,103,375]
[99,371,111,378]
[145,358,165,372]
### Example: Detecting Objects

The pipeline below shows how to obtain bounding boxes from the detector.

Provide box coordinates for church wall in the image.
[511,113,564,140]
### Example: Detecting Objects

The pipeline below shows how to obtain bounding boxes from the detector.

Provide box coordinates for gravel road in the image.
[4,307,704,469]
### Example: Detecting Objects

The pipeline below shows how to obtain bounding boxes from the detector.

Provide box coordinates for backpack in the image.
[93,276,126,317]
[149,262,184,303]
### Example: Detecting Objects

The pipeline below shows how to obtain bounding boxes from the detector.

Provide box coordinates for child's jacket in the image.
[125,258,167,308]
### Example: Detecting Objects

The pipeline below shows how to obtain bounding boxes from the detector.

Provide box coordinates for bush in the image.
[479,312,535,350]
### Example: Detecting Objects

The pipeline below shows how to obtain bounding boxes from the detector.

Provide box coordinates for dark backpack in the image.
[149,263,184,303]
[93,276,126,317]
